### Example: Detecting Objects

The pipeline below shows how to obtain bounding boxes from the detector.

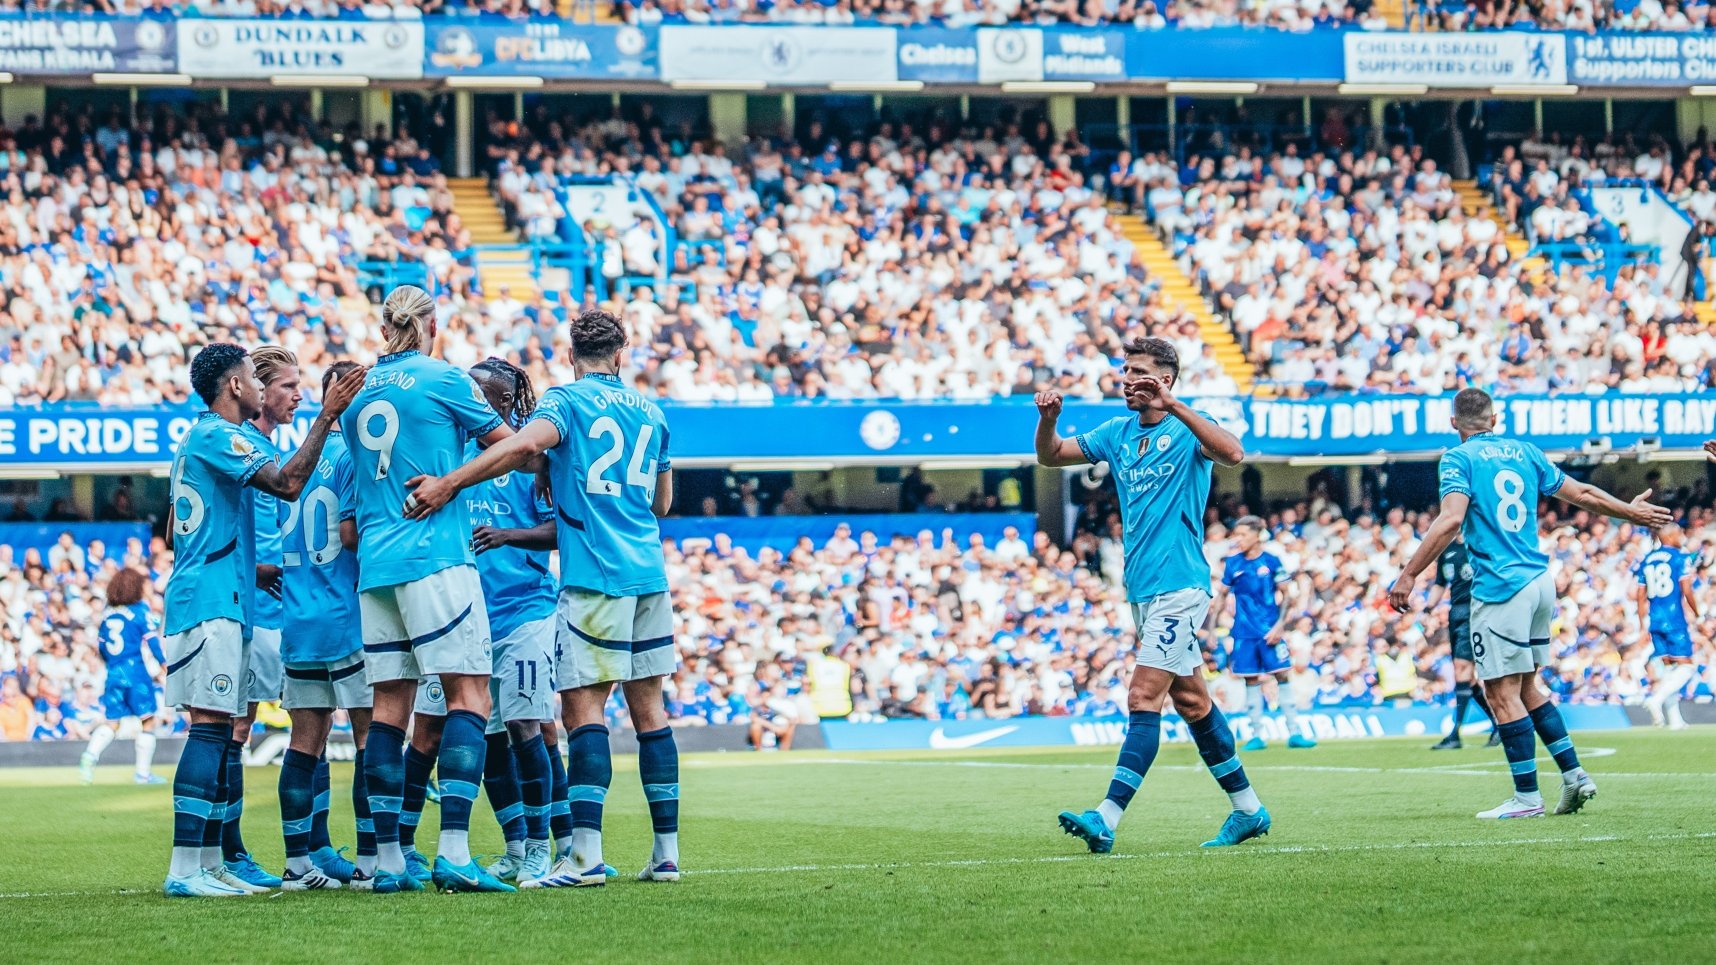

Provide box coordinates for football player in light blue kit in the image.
[1212,516,1315,751]
[341,286,517,895]
[161,342,365,898]
[210,345,298,891]
[78,567,167,785]
[1391,388,1669,819]
[278,359,374,891]
[1633,523,1698,730]
[1036,337,1272,852]
[406,309,682,887]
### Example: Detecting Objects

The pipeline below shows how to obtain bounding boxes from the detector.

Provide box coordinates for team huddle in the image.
[154,287,679,896]
[117,305,1697,894]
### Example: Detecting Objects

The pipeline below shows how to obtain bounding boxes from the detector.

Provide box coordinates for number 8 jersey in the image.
[531,372,672,598]
[1437,433,1565,603]
[340,350,504,592]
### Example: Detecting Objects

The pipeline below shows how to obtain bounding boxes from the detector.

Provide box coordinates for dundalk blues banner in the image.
[8,394,1716,473]
[820,704,1632,752]
[176,18,424,78]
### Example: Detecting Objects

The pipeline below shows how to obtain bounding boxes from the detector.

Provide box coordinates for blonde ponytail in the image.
[380,284,435,355]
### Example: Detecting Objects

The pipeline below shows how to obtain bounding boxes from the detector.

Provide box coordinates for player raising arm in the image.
[1634,524,1698,730]
[1389,388,1670,819]
[405,309,682,887]
[1037,337,1273,853]
[161,343,364,897]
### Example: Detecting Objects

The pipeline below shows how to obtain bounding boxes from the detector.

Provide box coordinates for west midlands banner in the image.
[424,22,655,79]
[9,394,1716,474]
[0,16,174,74]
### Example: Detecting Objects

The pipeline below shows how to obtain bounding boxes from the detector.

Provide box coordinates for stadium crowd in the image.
[618,0,1379,31]
[4,481,1712,741]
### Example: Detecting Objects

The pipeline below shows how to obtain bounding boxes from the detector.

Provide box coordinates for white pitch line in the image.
[4,830,1714,899]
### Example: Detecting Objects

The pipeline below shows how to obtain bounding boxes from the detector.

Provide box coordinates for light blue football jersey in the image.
[531,372,671,597]
[164,412,271,636]
[1636,546,1692,634]
[281,431,361,664]
[246,422,286,631]
[340,351,504,592]
[1074,412,1213,602]
[1437,434,1565,603]
[464,440,556,641]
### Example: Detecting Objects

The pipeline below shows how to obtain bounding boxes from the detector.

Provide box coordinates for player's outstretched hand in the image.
[471,525,508,555]
[1627,488,1673,529]
[320,366,368,420]
[403,474,456,521]
[1034,389,1062,420]
[256,563,283,601]
[1386,574,1414,613]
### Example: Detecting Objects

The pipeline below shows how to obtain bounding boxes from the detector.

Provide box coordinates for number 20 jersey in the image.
[531,372,672,598]
[340,350,504,592]
[1437,433,1565,604]
[281,431,361,664]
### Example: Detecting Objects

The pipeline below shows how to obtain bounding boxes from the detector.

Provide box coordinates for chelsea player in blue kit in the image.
[277,360,375,891]
[407,310,682,887]
[162,343,365,897]
[1212,516,1315,751]
[1391,388,1669,819]
[341,286,518,894]
[1634,523,1698,730]
[1036,337,1272,851]
[78,567,166,785]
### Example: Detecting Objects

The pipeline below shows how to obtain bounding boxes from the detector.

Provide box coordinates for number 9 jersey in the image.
[1437,433,1565,604]
[531,372,672,597]
[340,350,504,592]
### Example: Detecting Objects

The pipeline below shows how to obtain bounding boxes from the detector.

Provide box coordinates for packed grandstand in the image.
[2,78,1715,742]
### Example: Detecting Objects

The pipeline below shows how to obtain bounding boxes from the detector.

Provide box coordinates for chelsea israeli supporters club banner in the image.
[821,704,1632,752]
[424,23,655,80]
[0,17,174,75]
[176,18,424,78]
[8,394,1716,473]
[1344,31,1567,86]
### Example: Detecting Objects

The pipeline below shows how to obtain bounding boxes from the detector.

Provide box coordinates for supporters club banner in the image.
[659,26,896,85]
[10,394,1716,473]
[176,19,424,78]
[1568,32,1716,86]
[820,704,1632,752]
[0,17,174,75]
[896,27,979,84]
[1041,28,1125,82]
[1343,32,1568,87]
[424,22,655,79]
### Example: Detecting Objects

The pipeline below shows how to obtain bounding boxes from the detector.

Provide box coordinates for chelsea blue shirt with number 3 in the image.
[530,372,671,598]
[1438,434,1565,604]
[340,350,503,592]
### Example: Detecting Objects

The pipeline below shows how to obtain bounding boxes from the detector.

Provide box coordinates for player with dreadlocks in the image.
[409,357,563,885]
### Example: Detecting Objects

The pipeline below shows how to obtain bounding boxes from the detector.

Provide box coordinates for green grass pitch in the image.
[3,731,1714,963]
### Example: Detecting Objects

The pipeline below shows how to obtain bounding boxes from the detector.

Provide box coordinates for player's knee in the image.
[506,718,541,743]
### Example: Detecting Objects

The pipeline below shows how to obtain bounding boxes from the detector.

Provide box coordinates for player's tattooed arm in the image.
[1033,390,1088,467]
[249,366,368,502]
[1554,480,1672,529]
[472,520,556,554]
[404,420,560,521]
[1388,493,1469,613]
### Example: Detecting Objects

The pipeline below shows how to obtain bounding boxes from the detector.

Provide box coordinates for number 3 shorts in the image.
[360,565,493,685]
[554,588,677,690]
[1470,571,1554,682]
[1129,588,1212,678]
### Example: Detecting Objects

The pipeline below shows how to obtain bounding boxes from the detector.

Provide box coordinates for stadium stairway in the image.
[1452,179,1550,289]
[1375,0,1407,27]
[1118,213,1254,394]
[448,177,541,301]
